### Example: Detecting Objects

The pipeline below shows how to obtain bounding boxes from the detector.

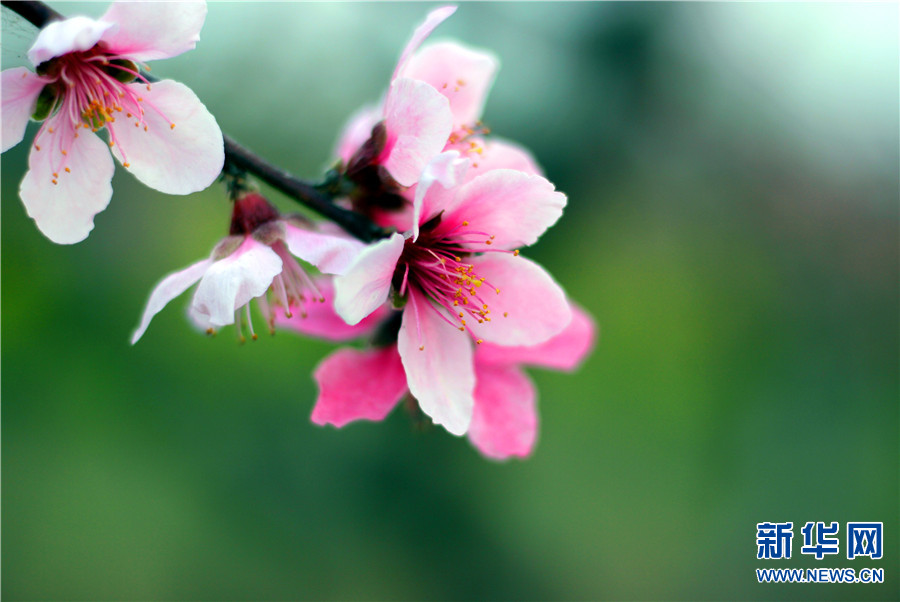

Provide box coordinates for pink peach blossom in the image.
[131,193,363,344]
[308,304,595,459]
[1,1,223,244]
[335,6,502,188]
[332,152,569,435]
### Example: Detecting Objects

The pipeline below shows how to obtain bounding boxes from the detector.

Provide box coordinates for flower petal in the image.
[333,232,405,326]
[19,121,114,244]
[403,41,499,129]
[27,16,114,66]
[382,78,452,187]
[466,254,571,347]
[190,237,282,326]
[478,303,596,371]
[411,150,469,241]
[311,346,407,427]
[130,258,212,344]
[392,6,457,81]
[109,80,223,195]
[1,68,47,152]
[275,279,390,342]
[282,222,365,276]
[462,137,544,182]
[334,102,382,165]
[438,169,566,250]
[397,289,474,436]
[468,363,537,460]
[99,0,207,62]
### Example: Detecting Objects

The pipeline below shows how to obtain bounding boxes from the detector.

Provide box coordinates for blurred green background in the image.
[2,3,897,600]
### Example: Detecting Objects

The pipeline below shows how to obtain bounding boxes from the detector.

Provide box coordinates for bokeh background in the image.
[2,3,897,600]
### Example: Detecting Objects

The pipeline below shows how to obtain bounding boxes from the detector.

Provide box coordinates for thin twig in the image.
[1,0,387,242]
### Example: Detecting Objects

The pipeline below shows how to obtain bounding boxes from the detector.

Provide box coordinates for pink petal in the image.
[411,150,469,241]
[478,303,596,371]
[397,289,475,436]
[2,68,47,152]
[275,279,391,342]
[462,137,544,182]
[130,258,212,344]
[282,222,365,276]
[311,346,407,427]
[334,103,382,165]
[333,232,405,326]
[190,237,283,326]
[27,16,114,66]
[19,120,114,244]
[392,6,457,82]
[402,41,499,129]
[468,363,537,460]
[466,254,571,347]
[382,78,452,187]
[109,80,223,195]
[437,169,566,251]
[99,1,207,62]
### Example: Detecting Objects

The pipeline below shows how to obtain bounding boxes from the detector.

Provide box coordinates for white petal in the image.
[27,16,115,67]
[392,6,457,81]
[282,223,365,276]
[190,238,282,326]
[131,258,212,344]
[1,68,47,152]
[99,1,207,62]
[411,150,469,241]
[20,121,114,244]
[110,80,223,195]
[333,233,405,326]
[397,289,474,436]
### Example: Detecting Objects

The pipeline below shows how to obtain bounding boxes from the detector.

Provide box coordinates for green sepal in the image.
[31,85,59,121]
[106,59,139,83]
[390,289,408,310]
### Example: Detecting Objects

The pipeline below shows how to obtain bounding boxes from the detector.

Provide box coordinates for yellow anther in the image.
[135,122,140,127]
[462,221,469,226]
[419,345,425,351]
[442,83,448,89]
[495,288,501,294]
[52,172,58,178]
[61,149,67,156]
[108,141,115,147]
[64,167,70,173]
[126,113,132,118]
[485,239,492,245]
[123,162,130,168]
[137,97,143,102]
[48,127,54,133]
[476,339,483,345]
[146,84,151,91]
[51,179,57,185]
[503,312,508,317]
[144,125,148,132]
[482,304,488,310]
[458,312,464,318]
[513,249,520,256]
[170,123,176,130]
[458,326,465,331]
[457,79,466,86]
[34,145,40,151]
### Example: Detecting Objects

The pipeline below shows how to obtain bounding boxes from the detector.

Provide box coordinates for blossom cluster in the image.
[1,3,595,459]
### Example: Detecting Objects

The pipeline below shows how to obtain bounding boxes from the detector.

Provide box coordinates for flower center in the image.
[395,219,513,345]
[32,46,174,184]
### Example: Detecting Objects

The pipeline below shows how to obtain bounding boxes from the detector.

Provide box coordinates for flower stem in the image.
[1,0,389,243]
